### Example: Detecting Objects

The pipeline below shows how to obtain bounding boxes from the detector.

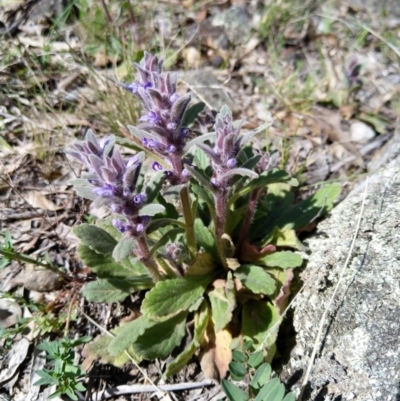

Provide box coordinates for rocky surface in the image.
[281,156,400,400]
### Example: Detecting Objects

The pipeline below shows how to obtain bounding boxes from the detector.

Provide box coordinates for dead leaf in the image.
[215,329,232,379]
[25,191,61,211]
[0,338,30,384]
[199,327,232,380]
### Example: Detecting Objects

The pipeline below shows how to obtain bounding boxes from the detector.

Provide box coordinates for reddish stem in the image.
[235,188,260,257]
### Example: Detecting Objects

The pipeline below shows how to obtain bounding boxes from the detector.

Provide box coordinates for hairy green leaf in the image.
[186,165,212,189]
[229,169,298,207]
[194,300,211,343]
[186,253,217,276]
[132,312,187,359]
[150,227,184,256]
[82,277,153,303]
[108,316,152,356]
[163,340,197,378]
[141,274,214,320]
[73,224,117,255]
[74,185,96,201]
[208,274,236,332]
[145,171,165,203]
[77,244,146,278]
[83,329,141,367]
[234,265,276,295]
[181,101,205,127]
[193,148,211,171]
[221,380,249,401]
[112,237,135,262]
[242,300,280,350]
[138,203,165,216]
[194,218,219,260]
[275,183,341,231]
[261,251,302,269]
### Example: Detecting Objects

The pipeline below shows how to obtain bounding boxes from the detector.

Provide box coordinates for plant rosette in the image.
[67,52,341,380]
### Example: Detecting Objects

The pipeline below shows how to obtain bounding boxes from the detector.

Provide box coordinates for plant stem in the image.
[235,188,260,257]
[136,237,162,282]
[180,186,196,258]
[0,249,65,276]
[215,188,228,239]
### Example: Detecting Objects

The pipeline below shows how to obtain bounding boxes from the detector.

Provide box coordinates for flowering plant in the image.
[68,52,340,379]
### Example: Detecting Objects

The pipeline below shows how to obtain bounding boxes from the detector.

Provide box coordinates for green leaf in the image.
[194,218,219,260]
[186,165,212,189]
[191,182,216,222]
[194,300,211,343]
[220,168,258,180]
[193,147,211,171]
[229,169,298,207]
[248,351,264,368]
[77,244,145,278]
[82,277,153,303]
[112,237,135,262]
[208,274,236,332]
[73,224,117,255]
[108,316,151,356]
[242,301,280,350]
[250,363,272,392]
[145,171,165,203]
[141,274,214,320]
[234,265,276,295]
[132,312,187,359]
[270,228,304,250]
[82,280,130,302]
[182,101,205,127]
[139,203,165,216]
[186,253,217,276]
[146,218,186,233]
[232,350,246,363]
[283,393,296,401]
[274,183,341,231]
[163,340,197,378]
[261,251,302,269]
[229,361,247,381]
[254,378,285,401]
[221,380,249,401]
[74,185,96,201]
[83,330,141,367]
[150,227,184,256]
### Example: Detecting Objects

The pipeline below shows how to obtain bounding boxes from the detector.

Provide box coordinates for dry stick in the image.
[80,310,173,401]
[299,178,369,400]
[91,381,214,401]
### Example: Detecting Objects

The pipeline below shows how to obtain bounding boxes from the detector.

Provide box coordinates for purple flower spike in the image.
[67,132,151,238]
[112,219,132,233]
[93,184,116,197]
[121,52,193,183]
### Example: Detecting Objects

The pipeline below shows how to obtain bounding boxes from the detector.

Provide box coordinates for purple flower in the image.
[67,131,157,238]
[152,162,163,171]
[121,52,192,184]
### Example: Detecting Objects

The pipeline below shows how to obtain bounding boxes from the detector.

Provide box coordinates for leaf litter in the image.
[1,0,400,400]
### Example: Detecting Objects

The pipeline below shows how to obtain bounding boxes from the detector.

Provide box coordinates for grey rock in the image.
[211,6,251,45]
[281,157,400,400]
